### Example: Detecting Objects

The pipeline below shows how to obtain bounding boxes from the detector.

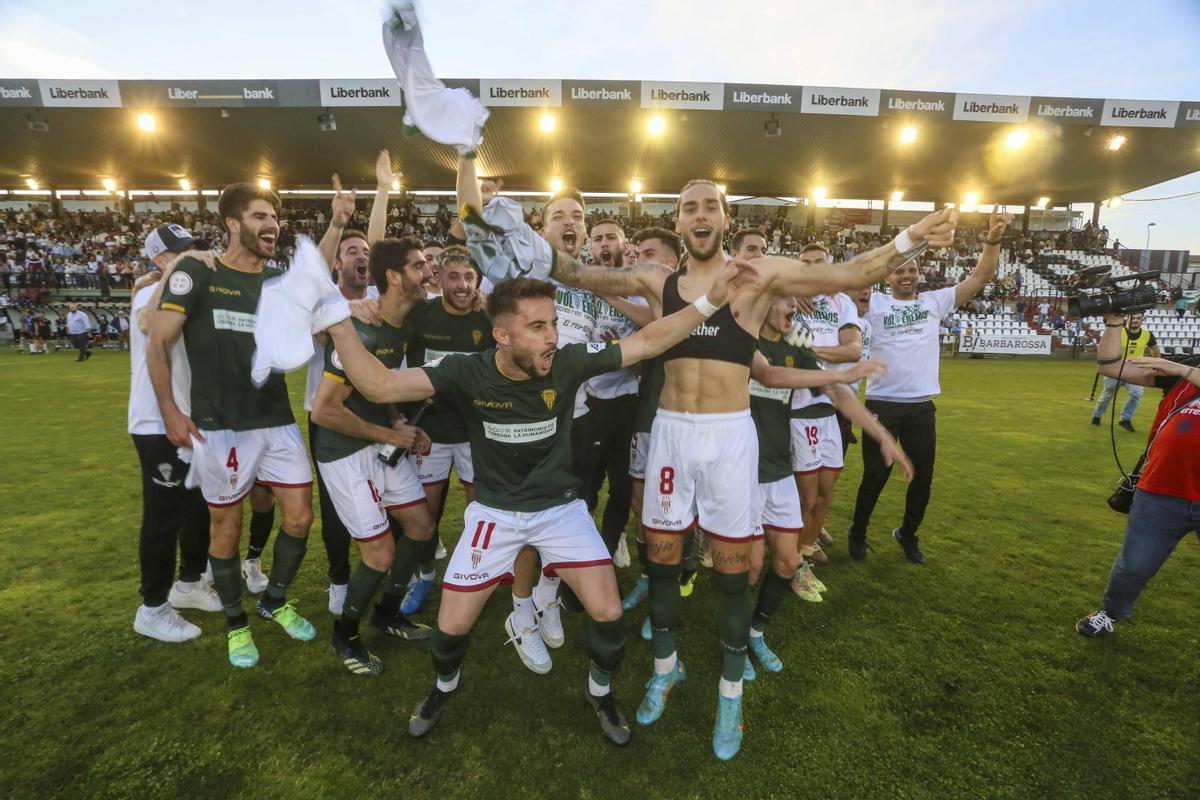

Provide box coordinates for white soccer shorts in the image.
[187,424,312,506]
[791,415,844,474]
[641,409,760,542]
[319,445,427,540]
[628,431,650,481]
[754,477,804,537]
[409,441,475,485]
[443,499,612,592]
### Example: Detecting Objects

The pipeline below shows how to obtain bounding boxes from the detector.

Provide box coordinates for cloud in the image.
[0,5,115,78]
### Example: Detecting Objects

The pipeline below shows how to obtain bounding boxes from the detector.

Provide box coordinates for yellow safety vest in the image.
[1121,327,1152,359]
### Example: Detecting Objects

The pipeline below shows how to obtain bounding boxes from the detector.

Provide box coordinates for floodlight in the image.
[648,115,665,135]
[1006,128,1028,149]
[179,179,191,191]
[899,126,918,144]
[812,187,827,201]
[136,113,156,132]
[1109,135,1126,151]
[540,113,556,133]
[102,178,116,192]
[630,178,643,194]
[1035,197,1049,209]
[550,177,563,192]
[25,178,39,190]
[1108,197,1123,208]
[258,178,271,190]
[891,190,904,202]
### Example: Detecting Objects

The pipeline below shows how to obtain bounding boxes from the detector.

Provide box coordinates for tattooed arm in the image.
[549,248,670,302]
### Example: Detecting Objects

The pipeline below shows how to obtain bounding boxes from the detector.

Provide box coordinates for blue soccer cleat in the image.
[636,660,686,725]
[401,576,436,615]
[712,691,744,761]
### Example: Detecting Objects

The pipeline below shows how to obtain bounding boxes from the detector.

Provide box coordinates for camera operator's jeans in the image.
[1101,489,1199,619]
[1093,377,1144,422]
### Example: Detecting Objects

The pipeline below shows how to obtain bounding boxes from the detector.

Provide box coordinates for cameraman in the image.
[1077,313,1199,637]
[1090,312,1157,431]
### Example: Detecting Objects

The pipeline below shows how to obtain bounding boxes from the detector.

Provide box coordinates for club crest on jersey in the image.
[471,549,483,570]
[168,271,193,296]
[472,329,482,345]
[785,356,794,367]
[661,495,671,515]
[541,388,557,410]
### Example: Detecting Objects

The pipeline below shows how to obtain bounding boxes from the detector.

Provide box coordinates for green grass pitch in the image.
[1,348,1196,799]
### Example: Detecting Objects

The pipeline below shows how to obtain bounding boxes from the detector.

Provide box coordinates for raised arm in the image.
[368,149,395,245]
[955,207,1013,306]
[320,175,356,267]
[550,248,671,301]
[325,319,436,403]
[763,208,958,298]
[1096,314,1157,386]
[137,250,216,333]
[456,154,485,220]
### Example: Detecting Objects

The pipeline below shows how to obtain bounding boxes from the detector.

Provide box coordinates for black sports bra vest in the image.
[660,269,757,367]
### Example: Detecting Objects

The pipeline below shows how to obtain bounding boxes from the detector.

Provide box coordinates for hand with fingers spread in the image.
[710,258,762,306]
[1128,357,1191,378]
[882,436,915,482]
[480,177,504,207]
[349,297,381,326]
[330,174,358,228]
[847,358,888,383]
[376,148,401,189]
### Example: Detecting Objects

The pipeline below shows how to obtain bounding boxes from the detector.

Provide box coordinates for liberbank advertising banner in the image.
[959,333,1052,355]
[2,78,1197,127]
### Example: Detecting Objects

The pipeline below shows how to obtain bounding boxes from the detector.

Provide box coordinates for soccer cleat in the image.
[1077,610,1117,637]
[791,568,824,603]
[256,599,317,641]
[742,656,756,682]
[750,636,784,673]
[587,691,632,746]
[371,604,433,640]
[847,525,869,562]
[401,576,436,615]
[613,536,631,568]
[712,692,745,761]
[434,538,448,560]
[622,575,649,610]
[331,625,383,676]
[409,682,458,738]
[1118,419,1135,432]
[1091,416,1101,426]
[133,604,201,643]
[679,571,697,598]
[504,612,552,674]
[328,583,348,617]
[893,527,925,564]
[806,543,829,565]
[168,580,223,613]
[800,562,827,594]
[534,596,565,649]
[640,616,652,641]
[635,660,686,725]
[226,626,259,668]
[241,557,268,594]
[818,527,833,546]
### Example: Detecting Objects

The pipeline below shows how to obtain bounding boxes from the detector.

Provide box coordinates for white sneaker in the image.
[241,557,268,594]
[504,611,552,674]
[328,583,348,617]
[435,538,448,560]
[168,580,223,612]
[533,596,565,649]
[613,536,631,568]
[134,604,201,642]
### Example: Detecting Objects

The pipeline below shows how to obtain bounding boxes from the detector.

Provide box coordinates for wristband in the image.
[692,294,720,319]
[1096,356,1120,365]
[893,227,917,254]
[1104,323,1122,328]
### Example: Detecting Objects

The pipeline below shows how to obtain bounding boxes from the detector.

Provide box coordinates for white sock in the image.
[419,567,436,581]
[436,671,460,692]
[588,674,610,697]
[512,594,536,629]
[533,574,560,608]
[406,574,417,588]
[749,626,763,639]
[653,652,677,675]
[718,677,743,699]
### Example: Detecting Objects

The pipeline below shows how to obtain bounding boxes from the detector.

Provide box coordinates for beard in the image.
[239,225,274,259]
[683,231,723,262]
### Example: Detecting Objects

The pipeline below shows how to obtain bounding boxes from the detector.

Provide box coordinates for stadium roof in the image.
[2,78,1199,204]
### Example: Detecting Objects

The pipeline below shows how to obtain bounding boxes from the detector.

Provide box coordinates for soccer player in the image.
[574,218,641,561]
[744,295,903,674]
[323,264,756,746]
[848,207,1011,564]
[476,169,956,759]
[789,243,863,588]
[311,235,439,675]
[129,225,221,641]
[149,183,317,669]
[403,245,496,614]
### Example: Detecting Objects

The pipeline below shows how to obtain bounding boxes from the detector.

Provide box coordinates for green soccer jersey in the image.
[422,342,623,512]
[313,318,412,463]
[633,355,665,435]
[159,256,293,432]
[750,336,822,483]
[406,298,495,444]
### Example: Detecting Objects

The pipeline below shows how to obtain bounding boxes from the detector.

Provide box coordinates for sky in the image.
[1,0,1198,251]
